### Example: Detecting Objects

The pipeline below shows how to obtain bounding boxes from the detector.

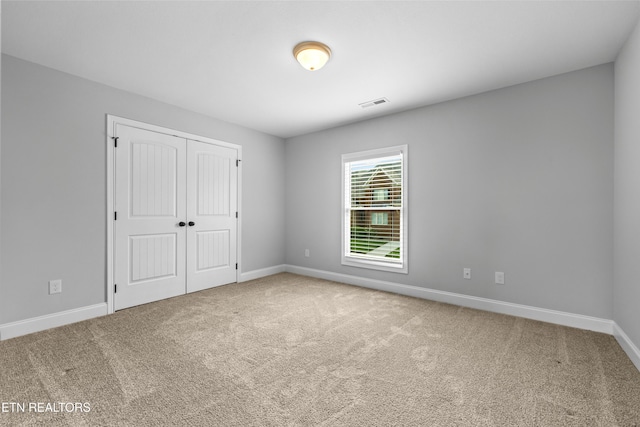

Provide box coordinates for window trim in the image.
[341,145,408,274]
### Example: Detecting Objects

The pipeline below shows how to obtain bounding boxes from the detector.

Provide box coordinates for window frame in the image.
[341,145,408,274]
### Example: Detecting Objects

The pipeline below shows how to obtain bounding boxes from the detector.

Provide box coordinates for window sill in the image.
[342,256,408,274]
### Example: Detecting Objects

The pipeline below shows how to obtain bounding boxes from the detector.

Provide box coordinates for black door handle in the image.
[178,222,186,227]
[188,221,195,227]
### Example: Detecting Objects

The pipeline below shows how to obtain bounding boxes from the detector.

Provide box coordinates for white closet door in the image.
[114,125,187,310]
[186,139,238,293]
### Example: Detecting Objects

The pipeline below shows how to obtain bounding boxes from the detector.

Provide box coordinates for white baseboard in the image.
[239,264,286,282]
[284,265,615,335]
[613,323,640,372]
[0,303,108,341]
[2,270,637,373]
[0,264,287,341]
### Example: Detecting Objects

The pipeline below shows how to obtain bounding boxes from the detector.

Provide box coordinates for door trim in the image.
[106,115,242,314]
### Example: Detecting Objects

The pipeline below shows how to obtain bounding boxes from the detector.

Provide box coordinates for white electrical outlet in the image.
[49,279,62,294]
[463,268,471,280]
[495,272,505,285]
[304,249,310,257]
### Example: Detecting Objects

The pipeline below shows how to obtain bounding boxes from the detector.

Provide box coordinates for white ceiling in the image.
[2,1,639,139]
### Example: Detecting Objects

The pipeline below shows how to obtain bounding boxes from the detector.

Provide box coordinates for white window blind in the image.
[342,145,408,273]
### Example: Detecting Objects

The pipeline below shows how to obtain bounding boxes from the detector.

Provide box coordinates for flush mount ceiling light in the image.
[293,41,332,71]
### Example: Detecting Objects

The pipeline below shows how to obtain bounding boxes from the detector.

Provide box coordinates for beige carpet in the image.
[1,273,639,426]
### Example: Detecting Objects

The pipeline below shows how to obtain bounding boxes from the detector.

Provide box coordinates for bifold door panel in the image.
[114,125,237,310]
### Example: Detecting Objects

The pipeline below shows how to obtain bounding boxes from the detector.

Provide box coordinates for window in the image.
[371,212,388,225]
[372,188,389,201]
[342,145,408,273]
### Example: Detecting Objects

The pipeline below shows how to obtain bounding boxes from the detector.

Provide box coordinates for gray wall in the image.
[0,54,286,324]
[285,64,614,319]
[614,21,640,348]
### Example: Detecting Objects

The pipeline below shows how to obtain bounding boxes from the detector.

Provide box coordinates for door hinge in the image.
[112,136,119,148]
[236,159,241,167]
[235,263,238,270]
[114,211,117,221]
[114,284,117,293]
[236,211,238,218]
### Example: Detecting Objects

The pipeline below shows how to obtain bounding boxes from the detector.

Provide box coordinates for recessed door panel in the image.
[130,233,177,282]
[130,142,177,217]
[197,153,231,216]
[196,230,230,271]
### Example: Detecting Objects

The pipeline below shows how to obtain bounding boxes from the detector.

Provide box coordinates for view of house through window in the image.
[342,145,407,273]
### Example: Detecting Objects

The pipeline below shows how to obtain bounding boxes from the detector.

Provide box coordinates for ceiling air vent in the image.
[359,97,390,109]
